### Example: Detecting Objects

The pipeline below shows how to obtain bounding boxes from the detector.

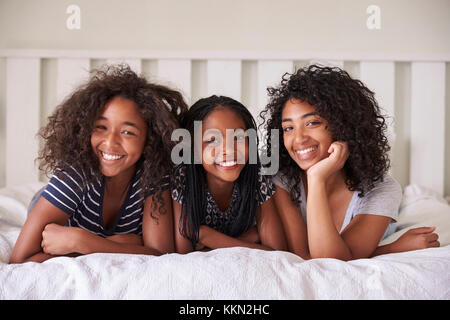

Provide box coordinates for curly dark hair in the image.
[260,64,391,201]
[37,64,188,217]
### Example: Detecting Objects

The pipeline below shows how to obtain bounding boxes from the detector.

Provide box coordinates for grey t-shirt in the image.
[272,172,402,237]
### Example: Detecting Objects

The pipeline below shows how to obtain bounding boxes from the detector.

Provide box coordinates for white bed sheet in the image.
[0,182,449,299]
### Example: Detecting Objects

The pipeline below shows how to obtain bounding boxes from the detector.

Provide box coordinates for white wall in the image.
[0,0,449,55]
[0,0,449,196]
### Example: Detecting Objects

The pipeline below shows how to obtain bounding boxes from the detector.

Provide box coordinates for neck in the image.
[105,166,135,195]
[205,173,235,206]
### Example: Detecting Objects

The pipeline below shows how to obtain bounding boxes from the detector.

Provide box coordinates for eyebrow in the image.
[122,121,140,129]
[203,127,246,134]
[97,116,140,130]
[281,112,319,122]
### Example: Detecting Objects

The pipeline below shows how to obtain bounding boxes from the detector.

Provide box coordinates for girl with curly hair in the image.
[172,95,286,253]
[10,65,188,263]
[261,64,439,261]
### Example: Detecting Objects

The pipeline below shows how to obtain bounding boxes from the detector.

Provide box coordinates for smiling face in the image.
[281,98,333,171]
[91,96,148,180]
[198,107,249,185]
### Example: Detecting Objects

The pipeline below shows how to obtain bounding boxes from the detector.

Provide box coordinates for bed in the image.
[0,50,449,299]
[0,182,449,299]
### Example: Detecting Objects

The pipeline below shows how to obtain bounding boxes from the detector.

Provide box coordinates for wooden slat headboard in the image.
[0,50,449,197]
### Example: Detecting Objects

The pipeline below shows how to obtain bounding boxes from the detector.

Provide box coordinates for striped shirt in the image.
[42,166,168,237]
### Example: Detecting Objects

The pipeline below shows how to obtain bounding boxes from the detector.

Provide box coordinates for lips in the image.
[100,151,125,161]
[215,160,239,170]
[294,145,318,160]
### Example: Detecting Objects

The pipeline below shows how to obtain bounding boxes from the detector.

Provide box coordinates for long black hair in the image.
[177,95,260,248]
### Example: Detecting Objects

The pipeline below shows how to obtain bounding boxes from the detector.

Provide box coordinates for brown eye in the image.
[306,120,321,127]
[205,137,218,144]
[122,130,136,136]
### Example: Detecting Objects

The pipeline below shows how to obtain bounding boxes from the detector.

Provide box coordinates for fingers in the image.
[329,141,348,156]
[402,226,440,250]
[41,223,58,253]
[328,141,349,167]
[41,227,49,253]
[407,226,436,234]
[426,232,439,243]
[429,240,440,248]
[426,232,439,248]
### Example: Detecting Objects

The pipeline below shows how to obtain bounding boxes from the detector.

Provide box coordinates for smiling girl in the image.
[172,95,286,253]
[261,65,439,261]
[9,65,188,263]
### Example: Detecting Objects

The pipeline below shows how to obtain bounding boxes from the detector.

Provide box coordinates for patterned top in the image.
[171,165,275,235]
[42,165,169,237]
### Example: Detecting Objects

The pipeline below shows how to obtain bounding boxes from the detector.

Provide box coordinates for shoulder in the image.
[356,175,403,220]
[364,175,402,200]
[43,165,87,214]
[55,165,87,184]
[137,168,170,199]
[47,165,87,195]
[272,170,293,191]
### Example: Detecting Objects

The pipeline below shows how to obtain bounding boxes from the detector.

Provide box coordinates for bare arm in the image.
[272,186,310,259]
[172,199,195,253]
[9,196,70,264]
[40,192,174,257]
[40,224,161,256]
[306,176,353,260]
[306,176,392,260]
[305,141,392,260]
[198,225,273,251]
[371,226,440,257]
[198,198,286,251]
[256,197,287,251]
[237,225,259,243]
[142,190,175,254]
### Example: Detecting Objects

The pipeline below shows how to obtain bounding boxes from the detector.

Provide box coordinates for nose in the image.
[221,137,236,162]
[293,127,309,145]
[104,130,120,147]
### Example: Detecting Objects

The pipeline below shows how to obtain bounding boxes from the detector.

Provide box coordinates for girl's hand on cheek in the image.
[41,224,83,255]
[307,141,349,182]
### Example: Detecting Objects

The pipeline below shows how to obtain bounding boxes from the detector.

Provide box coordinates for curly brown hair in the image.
[38,64,188,217]
[260,64,391,201]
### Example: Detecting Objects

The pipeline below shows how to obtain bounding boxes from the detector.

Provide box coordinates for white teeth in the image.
[217,161,237,167]
[296,146,317,155]
[101,152,123,160]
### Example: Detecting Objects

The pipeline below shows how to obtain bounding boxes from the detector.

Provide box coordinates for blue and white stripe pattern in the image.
[42,166,168,237]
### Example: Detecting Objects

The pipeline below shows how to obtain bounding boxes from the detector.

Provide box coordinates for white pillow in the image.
[379,184,450,246]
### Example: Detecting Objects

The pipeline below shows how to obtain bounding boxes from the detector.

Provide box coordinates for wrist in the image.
[198,225,209,242]
[72,227,90,254]
[306,174,326,187]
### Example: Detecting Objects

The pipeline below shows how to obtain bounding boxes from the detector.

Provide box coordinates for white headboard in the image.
[0,49,449,197]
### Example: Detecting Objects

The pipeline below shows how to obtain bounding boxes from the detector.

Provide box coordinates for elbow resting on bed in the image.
[309,248,354,261]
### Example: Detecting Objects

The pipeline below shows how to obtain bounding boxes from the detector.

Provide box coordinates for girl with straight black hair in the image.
[171,95,286,252]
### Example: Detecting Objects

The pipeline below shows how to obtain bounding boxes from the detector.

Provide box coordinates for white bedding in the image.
[0,182,449,299]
